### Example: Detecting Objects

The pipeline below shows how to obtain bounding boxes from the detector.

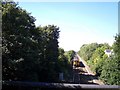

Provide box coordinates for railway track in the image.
[72,61,104,85]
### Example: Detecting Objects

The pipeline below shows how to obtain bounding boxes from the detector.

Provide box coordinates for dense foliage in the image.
[78,43,99,61]
[64,50,76,63]
[2,2,71,83]
[58,48,74,81]
[78,40,120,85]
[100,35,120,85]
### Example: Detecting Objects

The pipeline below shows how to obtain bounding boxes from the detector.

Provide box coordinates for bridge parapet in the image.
[2,81,120,90]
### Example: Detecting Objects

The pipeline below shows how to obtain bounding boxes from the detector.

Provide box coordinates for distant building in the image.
[104,49,113,57]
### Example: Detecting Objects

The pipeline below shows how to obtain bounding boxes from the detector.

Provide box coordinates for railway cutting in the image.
[72,54,104,85]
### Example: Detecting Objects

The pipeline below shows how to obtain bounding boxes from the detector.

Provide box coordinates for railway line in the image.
[72,54,104,85]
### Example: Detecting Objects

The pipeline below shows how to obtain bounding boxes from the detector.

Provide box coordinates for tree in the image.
[78,42,112,77]
[100,35,120,85]
[88,43,111,76]
[2,2,60,82]
[100,56,120,85]
[58,48,68,73]
[2,2,38,81]
[36,25,60,82]
[58,48,74,82]
[64,50,76,63]
[78,43,99,61]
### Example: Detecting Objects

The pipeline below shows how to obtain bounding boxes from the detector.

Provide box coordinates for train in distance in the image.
[71,55,80,67]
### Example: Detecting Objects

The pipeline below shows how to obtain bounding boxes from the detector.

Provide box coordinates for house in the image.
[104,49,113,57]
